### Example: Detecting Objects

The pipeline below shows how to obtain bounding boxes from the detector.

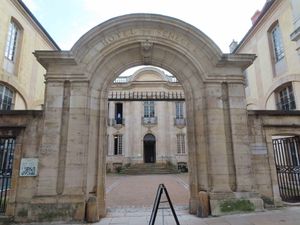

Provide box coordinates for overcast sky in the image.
[22,0,266,53]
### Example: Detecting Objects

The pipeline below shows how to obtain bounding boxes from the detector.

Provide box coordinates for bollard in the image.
[86,196,99,222]
[197,191,209,218]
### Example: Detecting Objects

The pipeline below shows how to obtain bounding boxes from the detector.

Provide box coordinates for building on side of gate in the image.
[231,0,300,111]
[106,67,188,172]
[0,0,59,110]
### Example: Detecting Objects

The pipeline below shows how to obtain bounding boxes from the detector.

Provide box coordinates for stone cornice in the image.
[34,51,77,70]
[217,54,257,70]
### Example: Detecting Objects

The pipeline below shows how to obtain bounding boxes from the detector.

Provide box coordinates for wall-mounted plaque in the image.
[20,158,38,177]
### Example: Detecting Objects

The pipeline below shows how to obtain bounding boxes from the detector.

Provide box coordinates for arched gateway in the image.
[33,14,262,221]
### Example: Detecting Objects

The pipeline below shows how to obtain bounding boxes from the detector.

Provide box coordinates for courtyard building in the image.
[106,67,188,172]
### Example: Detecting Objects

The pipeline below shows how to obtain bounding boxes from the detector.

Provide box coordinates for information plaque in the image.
[20,158,38,177]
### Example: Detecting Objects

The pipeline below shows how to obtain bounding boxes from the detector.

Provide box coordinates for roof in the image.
[233,0,276,53]
[16,0,61,50]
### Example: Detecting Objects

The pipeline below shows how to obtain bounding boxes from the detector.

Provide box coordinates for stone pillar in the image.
[62,81,89,195]
[37,81,65,196]
[290,0,300,53]
[205,83,231,193]
[228,83,253,192]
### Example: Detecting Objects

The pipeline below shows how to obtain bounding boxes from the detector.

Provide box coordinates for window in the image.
[276,84,296,111]
[115,103,123,124]
[113,134,123,155]
[0,84,14,110]
[5,21,20,62]
[177,133,185,154]
[144,101,155,118]
[271,23,284,62]
[175,102,184,119]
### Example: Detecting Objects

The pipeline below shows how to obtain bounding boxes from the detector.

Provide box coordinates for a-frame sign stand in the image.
[149,184,180,225]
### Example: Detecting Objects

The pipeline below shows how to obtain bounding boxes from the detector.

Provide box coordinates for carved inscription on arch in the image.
[98,28,191,50]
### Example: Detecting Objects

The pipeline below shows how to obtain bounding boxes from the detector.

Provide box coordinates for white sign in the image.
[20,158,38,177]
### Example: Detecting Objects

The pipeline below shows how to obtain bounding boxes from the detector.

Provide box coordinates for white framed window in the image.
[5,21,20,62]
[276,84,296,111]
[177,133,185,154]
[144,101,155,118]
[175,102,184,119]
[0,84,14,110]
[113,134,123,155]
[271,23,284,62]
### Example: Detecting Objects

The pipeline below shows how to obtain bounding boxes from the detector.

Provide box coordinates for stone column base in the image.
[209,191,264,216]
[14,195,86,223]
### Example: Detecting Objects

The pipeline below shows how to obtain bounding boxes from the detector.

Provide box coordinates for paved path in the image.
[98,206,300,225]
[106,174,189,208]
[11,174,300,225]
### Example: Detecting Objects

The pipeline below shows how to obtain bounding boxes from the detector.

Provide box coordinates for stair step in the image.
[121,163,178,175]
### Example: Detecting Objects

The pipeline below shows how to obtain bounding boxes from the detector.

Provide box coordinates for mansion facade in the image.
[106,67,188,171]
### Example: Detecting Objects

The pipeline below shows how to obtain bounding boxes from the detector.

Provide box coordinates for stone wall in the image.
[248,110,300,205]
[0,111,43,221]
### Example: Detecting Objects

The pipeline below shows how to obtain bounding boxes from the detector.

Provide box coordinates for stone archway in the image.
[33,14,259,221]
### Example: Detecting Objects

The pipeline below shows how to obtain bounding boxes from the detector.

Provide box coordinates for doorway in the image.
[144,134,156,163]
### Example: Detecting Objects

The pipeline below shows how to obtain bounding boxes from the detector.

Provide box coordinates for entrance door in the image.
[272,136,300,202]
[144,134,156,163]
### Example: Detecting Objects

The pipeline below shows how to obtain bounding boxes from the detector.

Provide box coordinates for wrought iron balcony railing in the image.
[174,118,186,126]
[108,118,125,126]
[141,116,157,125]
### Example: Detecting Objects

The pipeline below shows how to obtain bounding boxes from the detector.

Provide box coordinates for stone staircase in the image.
[121,163,179,175]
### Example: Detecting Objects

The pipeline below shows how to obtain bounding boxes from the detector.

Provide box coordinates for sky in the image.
[22,0,267,53]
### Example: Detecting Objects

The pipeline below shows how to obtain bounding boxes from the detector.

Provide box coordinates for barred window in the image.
[271,23,284,62]
[276,84,296,111]
[5,21,19,62]
[177,133,185,154]
[0,138,16,190]
[0,84,14,110]
[144,101,155,118]
[175,102,184,119]
[113,134,123,155]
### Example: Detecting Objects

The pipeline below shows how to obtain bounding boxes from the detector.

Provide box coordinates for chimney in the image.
[229,40,238,53]
[251,10,261,25]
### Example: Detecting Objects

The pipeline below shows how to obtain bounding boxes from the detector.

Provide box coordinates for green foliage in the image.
[115,166,122,173]
[220,199,255,213]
